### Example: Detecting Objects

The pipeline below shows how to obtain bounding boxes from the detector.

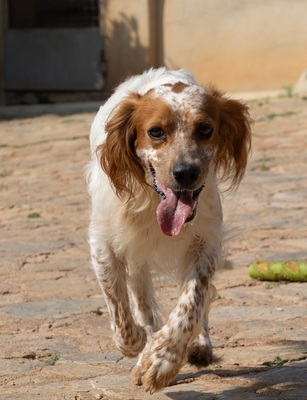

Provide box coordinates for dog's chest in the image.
[125,228,195,272]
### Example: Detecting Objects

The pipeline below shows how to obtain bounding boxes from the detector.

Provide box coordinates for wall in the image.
[103,0,150,90]
[104,0,307,92]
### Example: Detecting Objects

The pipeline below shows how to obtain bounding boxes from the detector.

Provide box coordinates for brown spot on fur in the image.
[163,82,189,93]
[134,95,176,150]
[172,81,189,93]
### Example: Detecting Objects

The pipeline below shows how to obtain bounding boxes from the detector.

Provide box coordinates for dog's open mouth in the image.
[151,167,204,237]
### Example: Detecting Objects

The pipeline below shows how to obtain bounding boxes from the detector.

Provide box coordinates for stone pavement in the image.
[0,95,306,399]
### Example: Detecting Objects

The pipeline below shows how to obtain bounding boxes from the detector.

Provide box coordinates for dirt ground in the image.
[0,94,307,400]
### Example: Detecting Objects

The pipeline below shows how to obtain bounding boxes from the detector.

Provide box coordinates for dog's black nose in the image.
[172,162,200,187]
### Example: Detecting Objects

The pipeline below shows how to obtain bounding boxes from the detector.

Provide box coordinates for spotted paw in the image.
[138,332,185,393]
[142,354,181,393]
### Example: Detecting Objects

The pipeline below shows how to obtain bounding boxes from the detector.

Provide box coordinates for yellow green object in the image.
[248,260,307,282]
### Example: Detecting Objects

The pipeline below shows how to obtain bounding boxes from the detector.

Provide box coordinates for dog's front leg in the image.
[138,255,214,393]
[91,246,146,357]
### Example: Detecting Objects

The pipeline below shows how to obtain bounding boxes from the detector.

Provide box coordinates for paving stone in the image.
[0,298,104,319]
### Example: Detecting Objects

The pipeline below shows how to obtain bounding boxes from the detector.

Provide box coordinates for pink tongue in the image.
[156,187,194,236]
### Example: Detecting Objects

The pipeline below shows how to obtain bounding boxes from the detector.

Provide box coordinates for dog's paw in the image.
[187,343,213,367]
[114,325,147,357]
[131,364,143,386]
[141,352,181,393]
[136,331,184,393]
[187,333,213,367]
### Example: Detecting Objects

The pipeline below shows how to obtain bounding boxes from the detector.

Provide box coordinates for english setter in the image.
[86,68,251,393]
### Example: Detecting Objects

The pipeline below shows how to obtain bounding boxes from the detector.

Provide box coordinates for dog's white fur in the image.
[86,68,251,393]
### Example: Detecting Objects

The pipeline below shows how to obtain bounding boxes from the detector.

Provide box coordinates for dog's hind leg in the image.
[187,283,216,367]
[128,265,163,334]
[128,265,163,386]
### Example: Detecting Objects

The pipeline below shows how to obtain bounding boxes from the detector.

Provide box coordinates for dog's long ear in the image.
[97,93,146,198]
[206,85,252,189]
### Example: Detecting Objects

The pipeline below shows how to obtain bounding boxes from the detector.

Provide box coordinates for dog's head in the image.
[98,81,251,236]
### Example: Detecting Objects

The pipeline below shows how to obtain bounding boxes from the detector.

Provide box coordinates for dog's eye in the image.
[148,127,166,140]
[195,123,213,141]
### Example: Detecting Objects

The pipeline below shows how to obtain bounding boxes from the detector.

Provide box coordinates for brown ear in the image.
[206,85,252,188]
[97,93,146,198]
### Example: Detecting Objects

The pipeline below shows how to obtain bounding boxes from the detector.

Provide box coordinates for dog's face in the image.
[134,83,213,190]
[133,83,215,235]
[99,81,251,236]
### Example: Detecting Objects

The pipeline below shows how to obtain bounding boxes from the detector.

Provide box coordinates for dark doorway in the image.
[4,0,104,103]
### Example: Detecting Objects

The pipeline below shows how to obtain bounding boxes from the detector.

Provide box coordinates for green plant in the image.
[215,293,223,300]
[264,353,288,366]
[270,354,288,366]
[256,110,298,123]
[0,170,12,177]
[266,113,278,121]
[28,212,41,218]
[48,354,60,365]
[257,98,270,107]
[281,84,294,98]
[260,155,270,171]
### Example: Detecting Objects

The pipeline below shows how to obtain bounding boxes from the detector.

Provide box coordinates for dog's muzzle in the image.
[150,166,204,236]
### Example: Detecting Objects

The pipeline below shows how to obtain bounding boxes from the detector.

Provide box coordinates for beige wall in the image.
[103,0,307,92]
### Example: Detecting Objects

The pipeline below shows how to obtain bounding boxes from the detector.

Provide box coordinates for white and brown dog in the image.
[86,68,251,393]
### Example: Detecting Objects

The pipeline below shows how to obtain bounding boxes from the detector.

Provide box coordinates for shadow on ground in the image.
[167,360,307,399]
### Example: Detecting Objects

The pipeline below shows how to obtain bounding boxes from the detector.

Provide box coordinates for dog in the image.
[86,68,251,393]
